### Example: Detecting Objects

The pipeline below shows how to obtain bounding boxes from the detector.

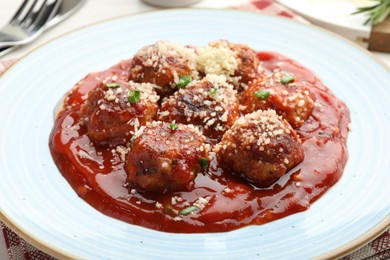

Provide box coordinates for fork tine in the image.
[20,0,39,27]
[30,0,61,31]
[10,0,30,24]
[28,0,48,29]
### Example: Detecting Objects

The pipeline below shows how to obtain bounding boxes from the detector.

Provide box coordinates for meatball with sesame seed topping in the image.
[158,74,240,140]
[215,109,304,187]
[80,78,159,143]
[125,121,210,193]
[240,71,316,128]
[128,41,198,98]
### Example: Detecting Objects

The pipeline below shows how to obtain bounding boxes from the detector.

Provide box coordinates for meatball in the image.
[197,40,260,90]
[80,77,159,143]
[128,40,198,98]
[158,74,240,140]
[215,109,304,187]
[240,71,315,128]
[125,121,210,193]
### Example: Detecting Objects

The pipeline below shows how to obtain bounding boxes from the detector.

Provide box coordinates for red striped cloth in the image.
[0,1,389,259]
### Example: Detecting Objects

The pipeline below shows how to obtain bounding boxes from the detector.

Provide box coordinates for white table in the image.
[0,0,389,258]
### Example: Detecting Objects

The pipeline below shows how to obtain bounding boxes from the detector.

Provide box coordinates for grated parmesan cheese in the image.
[197,40,238,76]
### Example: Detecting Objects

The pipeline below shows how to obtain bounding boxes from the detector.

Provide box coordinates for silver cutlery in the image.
[0,0,86,57]
[0,0,61,48]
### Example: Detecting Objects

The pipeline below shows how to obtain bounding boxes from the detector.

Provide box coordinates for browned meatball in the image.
[215,109,304,187]
[80,78,159,143]
[240,71,315,128]
[158,74,240,140]
[197,40,260,90]
[128,41,198,98]
[125,121,210,193]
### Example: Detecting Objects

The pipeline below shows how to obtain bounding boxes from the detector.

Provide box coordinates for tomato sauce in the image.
[49,52,350,233]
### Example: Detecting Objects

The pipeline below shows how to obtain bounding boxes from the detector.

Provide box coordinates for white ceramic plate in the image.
[277,0,372,47]
[0,9,389,259]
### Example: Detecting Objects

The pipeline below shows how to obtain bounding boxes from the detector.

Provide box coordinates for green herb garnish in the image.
[209,88,218,96]
[169,123,178,130]
[200,157,208,171]
[254,90,271,100]
[165,205,173,214]
[179,206,198,215]
[128,89,141,104]
[105,82,121,88]
[352,0,390,25]
[177,75,192,88]
[281,74,296,84]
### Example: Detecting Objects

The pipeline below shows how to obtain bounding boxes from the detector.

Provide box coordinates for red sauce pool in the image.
[49,52,350,233]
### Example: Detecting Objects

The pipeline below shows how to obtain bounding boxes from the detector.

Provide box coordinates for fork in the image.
[0,0,62,48]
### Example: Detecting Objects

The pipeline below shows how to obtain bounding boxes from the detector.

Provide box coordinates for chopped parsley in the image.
[209,87,218,96]
[254,90,271,100]
[281,74,296,84]
[128,89,141,104]
[200,157,208,171]
[169,123,178,130]
[179,206,198,215]
[177,75,192,88]
[105,82,121,88]
[165,205,173,214]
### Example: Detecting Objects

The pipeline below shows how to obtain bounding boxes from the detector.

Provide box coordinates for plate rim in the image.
[0,7,389,259]
[318,215,390,259]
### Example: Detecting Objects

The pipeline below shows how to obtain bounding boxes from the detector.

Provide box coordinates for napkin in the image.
[0,1,389,259]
